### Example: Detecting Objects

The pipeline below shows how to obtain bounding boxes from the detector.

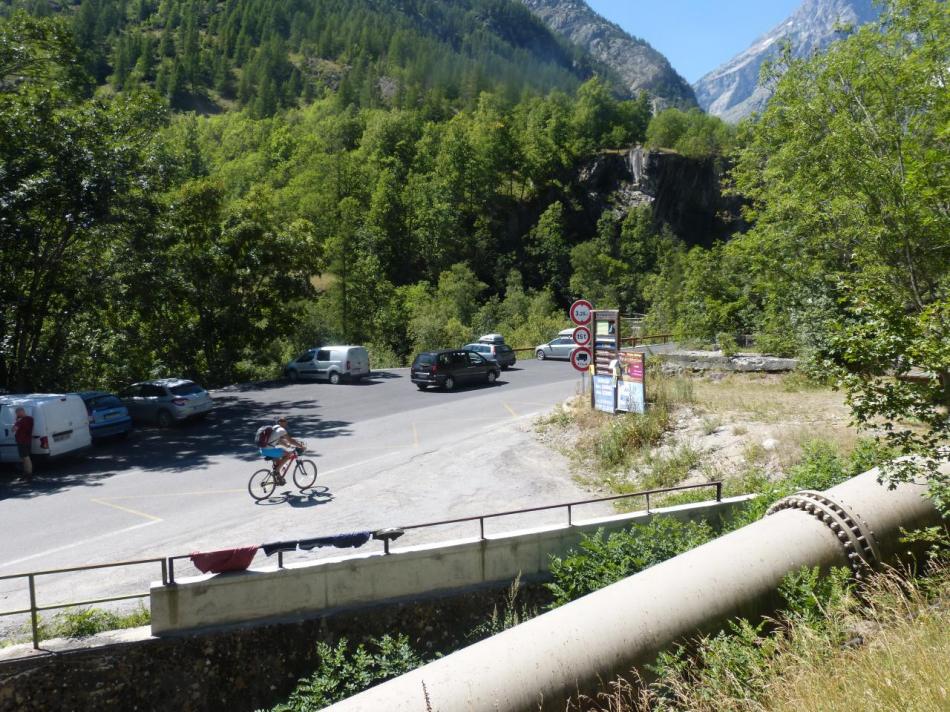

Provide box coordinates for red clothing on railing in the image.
[189,546,259,574]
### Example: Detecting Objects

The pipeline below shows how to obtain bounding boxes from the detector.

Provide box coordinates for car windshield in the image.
[94,395,123,408]
[170,382,203,396]
[414,354,436,365]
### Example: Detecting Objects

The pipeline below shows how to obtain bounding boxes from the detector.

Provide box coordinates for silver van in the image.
[285,345,371,384]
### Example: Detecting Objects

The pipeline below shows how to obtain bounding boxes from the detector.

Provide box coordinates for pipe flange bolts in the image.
[767,490,882,577]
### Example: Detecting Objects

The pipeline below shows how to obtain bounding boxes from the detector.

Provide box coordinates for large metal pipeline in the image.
[324,466,946,712]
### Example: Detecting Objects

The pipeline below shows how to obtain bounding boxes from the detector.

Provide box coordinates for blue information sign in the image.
[592,375,615,413]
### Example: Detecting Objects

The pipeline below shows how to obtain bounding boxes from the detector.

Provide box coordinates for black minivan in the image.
[410,349,500,391]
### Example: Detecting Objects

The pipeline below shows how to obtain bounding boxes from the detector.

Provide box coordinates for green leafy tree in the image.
[731,0,949,507]
[0,13,167,390]
[646,107,735,158]
[526,201,570,296]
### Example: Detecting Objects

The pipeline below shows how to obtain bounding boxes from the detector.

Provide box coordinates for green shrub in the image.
[638,444,703,490]
[724,438,893,531]
[546,518,714,607]
[716,332,738,356]
[272,634,425,711]
[778,565,853,624]
[37,604,150,640]
[595,408,671,470]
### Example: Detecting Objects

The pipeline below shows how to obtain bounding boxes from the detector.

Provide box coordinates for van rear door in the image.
[346,347,369,376]
[42,396,92,457]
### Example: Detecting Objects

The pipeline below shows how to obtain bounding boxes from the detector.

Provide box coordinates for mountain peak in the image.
[520,0,697,107]
[693,0,880,123]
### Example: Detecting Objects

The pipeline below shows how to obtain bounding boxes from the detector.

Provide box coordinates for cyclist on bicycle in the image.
[260,416,305,480]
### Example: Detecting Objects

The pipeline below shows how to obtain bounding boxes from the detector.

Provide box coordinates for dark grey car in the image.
[411,350,500,391]
[119,379,214,428]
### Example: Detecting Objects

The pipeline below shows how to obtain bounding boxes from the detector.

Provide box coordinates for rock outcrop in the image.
[519,0,697,108]
[693,0,880,123]
[567,147,745,248]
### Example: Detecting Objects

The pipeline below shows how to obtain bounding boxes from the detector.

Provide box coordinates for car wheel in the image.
[156,410,173,428]
[487,370,498,384]
[287,369,299,383]
[416,384,428,391]
[536,350,546,360]
[328,372,341,385]
[443,375,456,391]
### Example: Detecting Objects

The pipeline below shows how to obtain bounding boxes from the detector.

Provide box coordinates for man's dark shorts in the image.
[17,443,31,458]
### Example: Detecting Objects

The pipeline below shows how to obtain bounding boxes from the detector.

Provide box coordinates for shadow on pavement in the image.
[251,485,334,508]
[0,391,352,500]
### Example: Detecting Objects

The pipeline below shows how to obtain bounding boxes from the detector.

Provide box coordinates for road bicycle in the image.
[248,447,318,501]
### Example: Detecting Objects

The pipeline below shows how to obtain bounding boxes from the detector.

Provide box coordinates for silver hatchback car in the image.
[119,379,214,428]
[534,336,578,360]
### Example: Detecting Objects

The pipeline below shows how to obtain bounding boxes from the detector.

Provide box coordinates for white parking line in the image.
[0,520,161,571]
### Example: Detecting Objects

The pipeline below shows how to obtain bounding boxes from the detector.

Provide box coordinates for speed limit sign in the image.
[569,299,593,326]
[571,348,592,371]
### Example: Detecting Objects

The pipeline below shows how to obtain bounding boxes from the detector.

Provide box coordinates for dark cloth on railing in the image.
[190,546,259,574]
[261,540,297,556]
[298,531,371,550]
[262,531,373,556]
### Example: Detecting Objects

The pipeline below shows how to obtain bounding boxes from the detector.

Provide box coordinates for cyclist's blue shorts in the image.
[260,447,284,459]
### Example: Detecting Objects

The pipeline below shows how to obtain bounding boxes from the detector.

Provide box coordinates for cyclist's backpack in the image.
[255,425,273,448]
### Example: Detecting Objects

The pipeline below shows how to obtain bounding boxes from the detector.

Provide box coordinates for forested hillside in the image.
[3,0,618,115]
[0,4,655,394]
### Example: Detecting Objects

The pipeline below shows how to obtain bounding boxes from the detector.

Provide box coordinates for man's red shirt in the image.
[13,415,34,445]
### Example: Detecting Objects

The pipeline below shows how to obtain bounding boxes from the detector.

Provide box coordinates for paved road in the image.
[0,358,598,627]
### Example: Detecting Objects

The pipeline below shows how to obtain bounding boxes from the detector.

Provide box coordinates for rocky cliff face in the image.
[693,0,880,123]
[519,0,697,107]
[567,148,744,248]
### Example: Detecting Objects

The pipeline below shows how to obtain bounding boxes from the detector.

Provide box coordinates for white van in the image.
[0,394,92,462]
[285,345,371,384]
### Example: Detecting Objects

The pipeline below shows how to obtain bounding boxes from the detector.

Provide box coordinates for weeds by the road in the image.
[538,369,871,505]
[2,604,150,647]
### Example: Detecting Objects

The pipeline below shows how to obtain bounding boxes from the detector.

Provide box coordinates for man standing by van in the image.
[13,407,34,480]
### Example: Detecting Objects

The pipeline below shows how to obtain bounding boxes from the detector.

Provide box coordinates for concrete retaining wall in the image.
[152,495,753,634]
[659,351,798,372]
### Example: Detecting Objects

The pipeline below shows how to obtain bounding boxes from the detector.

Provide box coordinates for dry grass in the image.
[692,373,850,424]
[538,370,869,500]
[572,562,950,712]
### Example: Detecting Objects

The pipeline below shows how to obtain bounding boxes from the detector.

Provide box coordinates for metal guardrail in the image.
[390,481,721,551]
[0,557,167,651]
[2,479,721,652]
[510,333,674,354]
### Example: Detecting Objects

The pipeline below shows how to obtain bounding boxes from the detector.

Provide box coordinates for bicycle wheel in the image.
[293,459,318,490]
[248,468,277,501]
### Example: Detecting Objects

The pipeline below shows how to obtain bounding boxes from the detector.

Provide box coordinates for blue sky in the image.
[585,1,802,83]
